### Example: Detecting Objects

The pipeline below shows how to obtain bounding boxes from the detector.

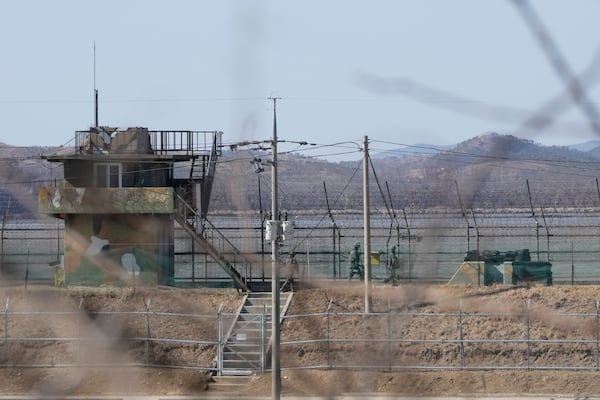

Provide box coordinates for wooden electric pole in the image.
[363,135,372,313]
[269,96,281,400]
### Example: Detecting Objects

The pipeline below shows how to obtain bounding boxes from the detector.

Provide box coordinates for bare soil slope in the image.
[1,283,600,396]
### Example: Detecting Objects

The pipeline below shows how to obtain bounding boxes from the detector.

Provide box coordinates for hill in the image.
[3,133,600,217]
[0,143,63,217]
[209,133,600,212]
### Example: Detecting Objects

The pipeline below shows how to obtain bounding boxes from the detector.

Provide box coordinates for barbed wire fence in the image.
[0,296,229,372]
[3,296,600,372]
[6,176,600,286]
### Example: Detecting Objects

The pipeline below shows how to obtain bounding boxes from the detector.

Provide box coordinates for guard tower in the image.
[38,127,249,288]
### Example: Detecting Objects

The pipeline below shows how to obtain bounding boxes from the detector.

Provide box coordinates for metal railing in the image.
[74,130,223,157]
[279,300,600,371]
[174,193,253,287]
[148,130,222,156]
[0,296,234,371]
[9,211,600,285]
[3,297,600,372]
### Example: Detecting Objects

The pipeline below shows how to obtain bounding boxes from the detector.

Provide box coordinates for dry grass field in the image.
[1,283,600,396]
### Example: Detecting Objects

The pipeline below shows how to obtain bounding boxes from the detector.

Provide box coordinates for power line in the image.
[4,135,600,188]
[0,96,268,105]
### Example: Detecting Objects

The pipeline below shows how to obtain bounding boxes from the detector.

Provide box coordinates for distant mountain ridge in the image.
[450,133,597,162]
[375,134,600,161]
[211,133,600,212]
[372,143,452,158]
[568,139,600,152]
[0,144,63,217]
[373,135,600,161]
[2,133,600,217]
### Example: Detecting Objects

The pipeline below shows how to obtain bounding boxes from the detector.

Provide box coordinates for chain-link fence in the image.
[6,206,600,286]
[0,297,235,372]
[3,297,600,372]
[281,300,600,371]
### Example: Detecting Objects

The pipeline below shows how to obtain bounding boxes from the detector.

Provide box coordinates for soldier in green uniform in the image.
[385,246,400,285]
[348,243,364,281]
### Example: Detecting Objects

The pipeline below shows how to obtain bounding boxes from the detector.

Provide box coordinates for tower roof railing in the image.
[74,128,223,157]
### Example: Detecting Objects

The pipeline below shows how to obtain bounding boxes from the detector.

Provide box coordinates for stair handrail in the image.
[216,294,248,375]
[174,193,254,284]
[200,132,221,219]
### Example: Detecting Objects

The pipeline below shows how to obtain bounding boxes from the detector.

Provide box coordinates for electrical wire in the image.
[4,134,600,188]
[291,159,363,253]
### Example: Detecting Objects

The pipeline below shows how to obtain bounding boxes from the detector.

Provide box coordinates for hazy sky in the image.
[2,0,600,160]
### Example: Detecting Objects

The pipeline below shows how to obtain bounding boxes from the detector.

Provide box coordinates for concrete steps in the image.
[208,375,253,392]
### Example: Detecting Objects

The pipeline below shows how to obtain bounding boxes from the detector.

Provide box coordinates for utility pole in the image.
[258,175,265,281]
[269,96,281,400]
[363,135,372,313]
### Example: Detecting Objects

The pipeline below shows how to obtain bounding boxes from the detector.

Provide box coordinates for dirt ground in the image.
[2,282,600,396]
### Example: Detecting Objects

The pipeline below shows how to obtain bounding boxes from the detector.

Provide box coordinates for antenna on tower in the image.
[93,41,98,127]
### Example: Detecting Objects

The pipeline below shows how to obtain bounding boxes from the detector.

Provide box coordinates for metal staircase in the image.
[216,291,293,376]
[174,193,252,292]
[186,130,221,219]
[167,131,254,290]
[171,130,221,220]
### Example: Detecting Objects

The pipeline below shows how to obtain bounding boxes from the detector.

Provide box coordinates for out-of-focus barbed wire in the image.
[355,1,600,144]
[510,0,600,136]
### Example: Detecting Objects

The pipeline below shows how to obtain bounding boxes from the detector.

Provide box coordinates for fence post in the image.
[387,301,392,372]
[596,300,600,370]
[260,305,266,372]
[326,300,332,369]
[458,301,465,369]
[145,298,151,365]
[217,302,223,376]
[525,299,531,370]
[571,242,575,286]
[3,297,9,366]
[77,297,83,366]
[0,201,7,277]
[25,249,29,289]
